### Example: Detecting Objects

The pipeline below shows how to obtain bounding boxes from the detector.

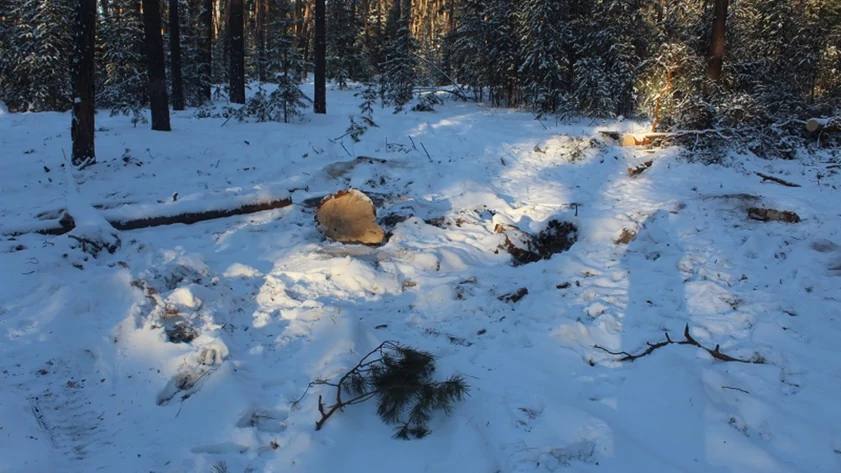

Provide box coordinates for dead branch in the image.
[594,324,763,364]
[755,172,801,188]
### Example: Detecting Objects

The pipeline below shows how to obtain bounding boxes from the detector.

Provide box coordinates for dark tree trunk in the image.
[255,0,266,82]
[72,0,97,166]
[707,0,728,81]
[228,0,246,103]
[169,0,185,110]
[142,0,172,130]
[313,0,326,113]
[198,0,212,102]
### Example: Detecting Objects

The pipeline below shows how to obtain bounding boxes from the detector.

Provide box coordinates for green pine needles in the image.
[312,341,468,439]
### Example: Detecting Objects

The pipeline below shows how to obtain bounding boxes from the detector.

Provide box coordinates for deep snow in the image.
[1,85,841,473]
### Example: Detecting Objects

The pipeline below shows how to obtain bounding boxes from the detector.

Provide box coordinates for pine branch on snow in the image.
[310,341,468,439]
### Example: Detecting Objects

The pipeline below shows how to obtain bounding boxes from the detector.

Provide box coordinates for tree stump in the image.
[316,189,385,245]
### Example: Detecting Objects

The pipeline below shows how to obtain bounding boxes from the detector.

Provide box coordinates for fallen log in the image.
[109,197,291,230]
[747,207,800,223]
[5,197,292,236]
[805,117,841,134]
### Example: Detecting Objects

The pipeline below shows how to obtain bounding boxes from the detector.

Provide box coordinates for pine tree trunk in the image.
[169,0,185,110]
[707,0,728,81]
[198,0,212,102]
[313,0,326,113]
[142,0,172,130]
[228,0,246,103]
[255,0,266,82]
[71,0,96,166]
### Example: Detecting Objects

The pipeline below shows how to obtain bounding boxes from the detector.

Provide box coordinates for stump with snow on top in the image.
[316,189,386,245]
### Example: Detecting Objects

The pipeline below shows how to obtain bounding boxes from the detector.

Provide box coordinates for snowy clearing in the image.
[2,86,841,473]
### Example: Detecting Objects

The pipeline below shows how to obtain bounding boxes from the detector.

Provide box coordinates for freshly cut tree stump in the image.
[316,189,385,245]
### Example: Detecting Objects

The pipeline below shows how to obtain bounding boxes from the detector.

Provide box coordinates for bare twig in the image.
[420,142,433,163]
[594,324,763,364]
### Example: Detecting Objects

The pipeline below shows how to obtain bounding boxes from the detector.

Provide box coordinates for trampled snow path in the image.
[2,86,841,472]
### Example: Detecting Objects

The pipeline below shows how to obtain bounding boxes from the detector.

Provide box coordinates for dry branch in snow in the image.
[594,325,764,364]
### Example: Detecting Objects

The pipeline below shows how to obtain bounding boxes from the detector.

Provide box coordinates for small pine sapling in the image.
[311,341,468,439]
[345,82,379,142]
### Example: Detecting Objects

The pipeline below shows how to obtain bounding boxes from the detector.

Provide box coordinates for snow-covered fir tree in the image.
[232,0,307,123]
[381,1,416,111]
[2,0,74,111]
[327,0,363,87]
[515,0,568,113]
[99,0,148,124]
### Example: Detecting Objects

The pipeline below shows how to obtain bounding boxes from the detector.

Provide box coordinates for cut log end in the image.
[316,189,386,246]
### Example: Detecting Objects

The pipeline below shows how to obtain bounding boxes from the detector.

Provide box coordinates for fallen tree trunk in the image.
[5,197,292,236]
[110,197,292,230]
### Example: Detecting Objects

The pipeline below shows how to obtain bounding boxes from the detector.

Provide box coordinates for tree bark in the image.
[169,0,185,110]
[313,0,326,113]
[228,0,246,103]
[255,0,267,82]
[198,0,212,102]
[142,0,172,130]
[707,0,728,81]
[72,0,97,166]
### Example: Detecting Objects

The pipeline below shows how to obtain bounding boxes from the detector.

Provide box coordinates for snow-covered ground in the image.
[1,85,840,473]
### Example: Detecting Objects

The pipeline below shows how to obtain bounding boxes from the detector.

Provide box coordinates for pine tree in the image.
[485,0,519,106]
[169,0,186,110]
[71,0,97,165]
[0,0,12,106]
[3,0,74,111]
[100,0,148,124]
[229,0,246,103]
[516,0,567,113]
[141,0,172,130]
[314,0,327,113]
[327,0,362,87]
[228,0,307,123]
[381,0,416,111]
[197,0,213,103]
[572,0,640,117]
[450,0,487,100]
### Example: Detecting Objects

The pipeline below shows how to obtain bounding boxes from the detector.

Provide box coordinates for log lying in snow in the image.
[805,117,841,134]
[108,197,291,230]
[4,195,292,236]
[747,207,800,223]
[600,131,671,147]
[601,129,727,147]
